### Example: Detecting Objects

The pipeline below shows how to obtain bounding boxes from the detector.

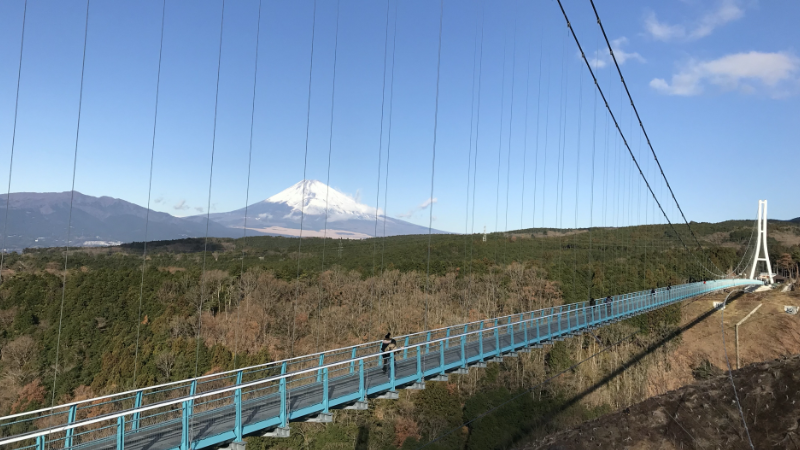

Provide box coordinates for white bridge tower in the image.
[748,199,774,283]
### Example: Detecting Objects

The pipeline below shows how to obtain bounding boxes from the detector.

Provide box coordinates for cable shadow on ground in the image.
[512,290,747,443]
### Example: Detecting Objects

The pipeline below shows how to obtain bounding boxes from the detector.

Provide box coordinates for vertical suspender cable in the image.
[293,0,318,353]
[318,0,341,347]
[235,0,263,369]
[493,23,508,260]
[572,62,583,303]
[502,4,517,266]
[518,23,532,263]
[197,0,226,381]
[462,0,481,316]
[51,0,90,424]
[368,0,388,337]
[531,23,543,257]
[380,0,399,277]
[0,0,27,284]
[467,1,486,319]
[133,0,166,388]
[423,0,445,332]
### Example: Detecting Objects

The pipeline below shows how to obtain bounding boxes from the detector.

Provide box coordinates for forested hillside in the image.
[1,219,798,448]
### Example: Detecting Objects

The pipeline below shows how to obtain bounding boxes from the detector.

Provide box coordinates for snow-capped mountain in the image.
[205,180,443,238]
[264,180,379,221]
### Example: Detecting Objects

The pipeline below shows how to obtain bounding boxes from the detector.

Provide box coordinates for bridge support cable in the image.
[369,0,391,337]
[493,14,509,268]
[518,21,532,263]
[463,0,483,319]
[133,0,166,388]
[423,0,444,332]
[571,57,584,304]
[531,19,544,261]
[51,0,91,430]
[588,0,724,278]
[502,2,518,266]
[236,0,263,369]
[293,0,319,355]
[554,0,724,280]
[379,0,398,282]
[0,0,27,285]
[318,0,341,349]
[197,0,226,379]
[466,0,487,321]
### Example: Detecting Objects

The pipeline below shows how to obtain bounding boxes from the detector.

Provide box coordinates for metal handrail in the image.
[0,279,758,446]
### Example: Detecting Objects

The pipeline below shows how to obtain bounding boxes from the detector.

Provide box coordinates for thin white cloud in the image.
[645,0,744,42]
[587,37,644,69]
[397,197,437,219]
[650,51,800,97]
[174,199,189,211]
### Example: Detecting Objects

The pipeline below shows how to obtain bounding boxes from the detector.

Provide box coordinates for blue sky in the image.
[0,0,797,234]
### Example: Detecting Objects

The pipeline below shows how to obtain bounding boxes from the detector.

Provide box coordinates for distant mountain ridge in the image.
[0,191,244,250]
[0,181,446,250]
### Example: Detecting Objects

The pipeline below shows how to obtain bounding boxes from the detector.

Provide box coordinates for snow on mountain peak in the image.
[265,180,381,221]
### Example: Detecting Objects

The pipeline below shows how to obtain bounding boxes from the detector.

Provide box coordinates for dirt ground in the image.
[648,287,800,396]
[518,354,800,449]
[516,286,800,450]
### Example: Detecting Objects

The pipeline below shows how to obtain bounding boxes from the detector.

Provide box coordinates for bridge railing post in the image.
[180,380,196,450]
[358,359,366,401]
[547,308,553,339]
[494,319,500,355]
[322,367,329,413]
[478,321,484,360]
[445,328,451,349]
[509,316,515,349]
[130,391,142,431]
[279,362,288,429]
[36,436,45,450]
[521,313,527,345]
[426,332,432,354]
[65,404,77,449]
[390,352,396,391]
[439,339,445,375]
[235,370,243,443]
[350,347,357,374]
[416,345,423,382]
[317,354,325,382]
[116,416,125,450]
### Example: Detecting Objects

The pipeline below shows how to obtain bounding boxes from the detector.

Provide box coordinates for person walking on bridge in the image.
[381,333,397,374]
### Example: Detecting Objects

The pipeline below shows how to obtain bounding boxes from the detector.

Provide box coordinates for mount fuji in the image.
[204,180,444,238]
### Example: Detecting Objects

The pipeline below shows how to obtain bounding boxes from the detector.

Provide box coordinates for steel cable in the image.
[133,0,166,388]
[0,0,27,285]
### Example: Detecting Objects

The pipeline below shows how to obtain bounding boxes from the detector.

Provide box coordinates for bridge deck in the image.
[0,280,760,450]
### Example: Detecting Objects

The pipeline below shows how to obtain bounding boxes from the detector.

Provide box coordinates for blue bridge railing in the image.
[0,279,760,450]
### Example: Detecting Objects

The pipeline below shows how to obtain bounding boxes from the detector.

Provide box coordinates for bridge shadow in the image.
[517,290,746,440]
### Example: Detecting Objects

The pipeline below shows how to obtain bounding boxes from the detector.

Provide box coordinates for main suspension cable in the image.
[588,0,724,276]
[555,0,722,278]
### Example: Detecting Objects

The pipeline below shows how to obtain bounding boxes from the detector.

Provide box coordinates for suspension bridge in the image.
[0,0,778,449]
